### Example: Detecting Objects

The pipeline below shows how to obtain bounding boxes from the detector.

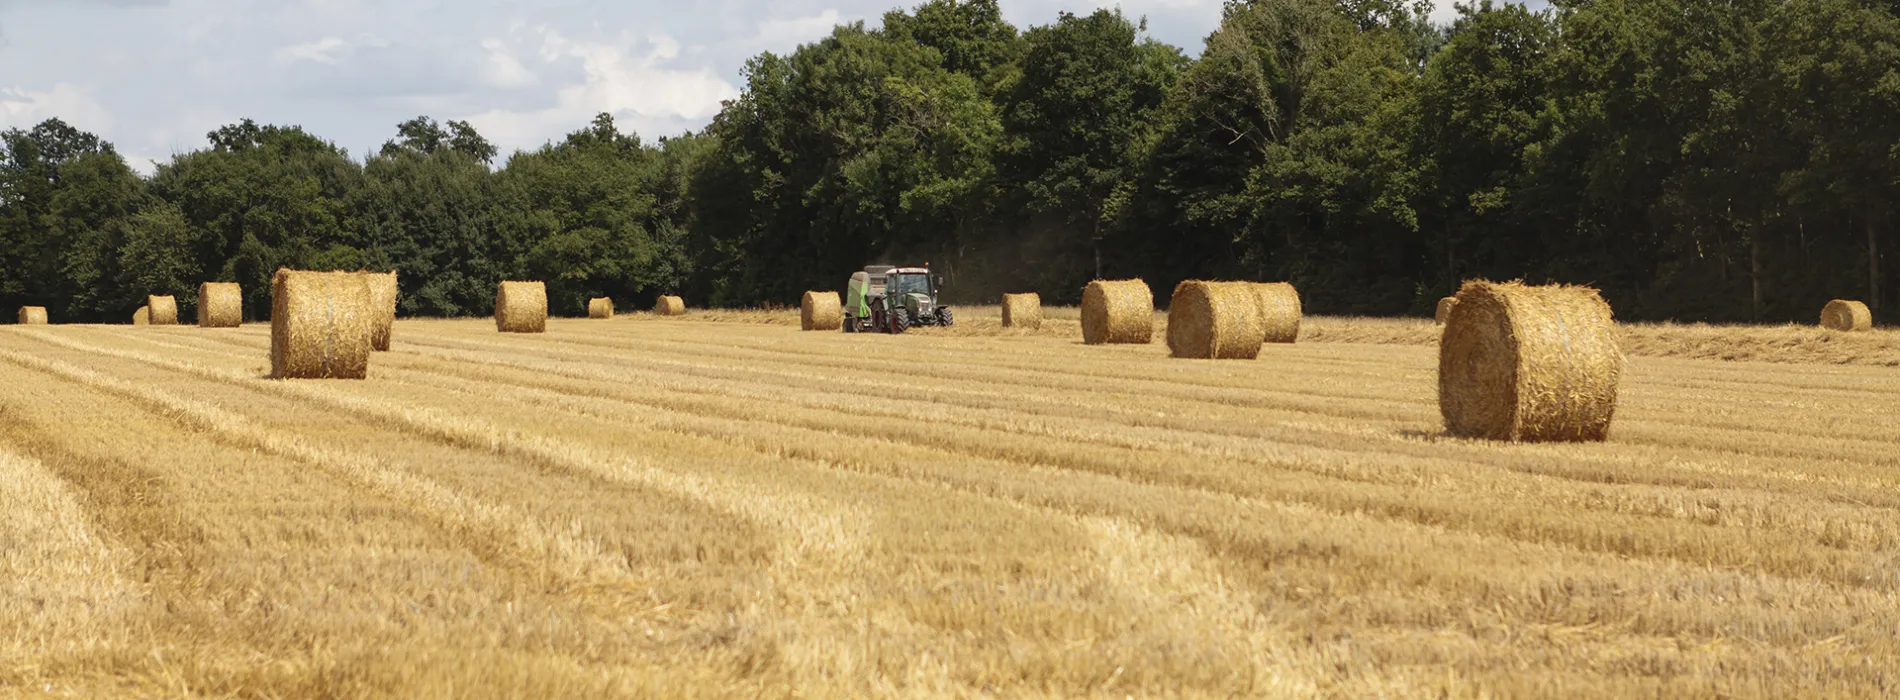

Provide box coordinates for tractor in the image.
[842,265,954,334]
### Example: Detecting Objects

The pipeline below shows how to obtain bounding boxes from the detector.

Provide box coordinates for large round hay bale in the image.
[1439,280,1623,442]
[270,269,372,380]
[1251,282,1301,343]
[363,271,397,351]
[1435,296,1458,325]
[1001,293,1042,330]
[1081,279,1153,345]
[588,297,615,319]
[1820,300,1872,332]
[654,295,686,316]
[197,282,242,328]
[133,306,149,326]
[801,291,842,331]
[495,281,548,333]
[1168,281,1265,359]
[146,295,178,326]
[17,306,47,325]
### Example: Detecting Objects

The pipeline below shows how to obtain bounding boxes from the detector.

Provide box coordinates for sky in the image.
[0,0,1532,174]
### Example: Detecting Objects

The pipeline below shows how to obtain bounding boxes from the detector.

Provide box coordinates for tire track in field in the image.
[143,329,1900,582]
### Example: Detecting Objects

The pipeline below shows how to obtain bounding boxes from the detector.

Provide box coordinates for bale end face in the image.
[655,295,686,316]
[198,282,243,328]
[146,295,179,325]
[588,297,615,319]
[133,306,150,326]
[1167,281,1264,359]
[1439,280,1623,442]
[1001,293,1042,330]
[801,291,842,331]
[495,281,548,333]
[17,306,48,325]
[270,269,373,380]
[1081,280,1153,345]
[1820,300,1872,332]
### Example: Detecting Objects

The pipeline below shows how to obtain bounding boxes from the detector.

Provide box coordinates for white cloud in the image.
[272,36,350,65]
[0,83,113,133]
[480,38,537,89]
[755,9,847,54]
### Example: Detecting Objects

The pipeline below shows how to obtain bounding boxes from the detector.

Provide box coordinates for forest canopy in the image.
[3,0,1896,323]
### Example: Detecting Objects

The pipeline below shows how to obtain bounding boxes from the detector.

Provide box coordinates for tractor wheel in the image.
[892,307,911,334]
[937,307,954,327]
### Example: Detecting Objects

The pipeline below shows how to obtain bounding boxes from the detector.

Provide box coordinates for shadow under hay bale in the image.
[1435,296,1457,325]
[1002,293,1042,331]
[147,295,178,325]
[1251,282,1301,344]
[655,295,686,316]
[198,282,242,328]
[1168,281,1264,359]
[17,306,47,325]
[801,291,841,331]
[1821,300,1871,332]
[588,297,615,319]
[495,281,548,333]
[1081,280,1153,345]
[270,270,372,380]
[1439,280,1623,442]
[364,271,397,350]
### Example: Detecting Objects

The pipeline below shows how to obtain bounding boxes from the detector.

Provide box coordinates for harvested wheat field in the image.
[3,314,1900,697]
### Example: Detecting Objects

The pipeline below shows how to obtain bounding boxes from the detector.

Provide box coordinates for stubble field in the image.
[4,312,1900,697]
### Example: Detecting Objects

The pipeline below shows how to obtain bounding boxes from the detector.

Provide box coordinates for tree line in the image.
[3,0,1897,323]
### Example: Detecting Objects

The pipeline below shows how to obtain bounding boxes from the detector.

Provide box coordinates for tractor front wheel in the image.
[892,307,911,334]
[937,307,954,327]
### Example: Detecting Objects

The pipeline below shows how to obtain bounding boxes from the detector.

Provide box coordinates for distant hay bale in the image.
[363,271,397,351]
[1001,293,1042,330]
[801,291,841,331]
[17,306,47,325]
[1439,280,1623,442]
[1435,296,1458,325]
[146,295,178,325]
[495,281,547,333]
[133,306,149,326]
[1821,300,1872,332]
[197,282,242,328]
[270,269,372,380]
[1251,282,1301,343]
[654,295,686,316]
[1081,279,1153,345]
[1168,281,1265,359]
[588,297,614,319]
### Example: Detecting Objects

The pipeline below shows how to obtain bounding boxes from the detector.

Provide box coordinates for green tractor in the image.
[842,265,954,334]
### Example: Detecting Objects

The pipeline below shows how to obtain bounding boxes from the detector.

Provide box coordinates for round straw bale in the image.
[1439,280,1623,442]
[1251,282,1301,343]
[1081,279,1153,345]
[17,306,47,325]
[146,295,178,325]
[801,291,842,331]
[133,306,149,326]
[197,282,242,328]
[1820,300,1871,332]
[270,269,372,380]
[495,281,548,333]
[1435,296,1458,325]
[1001,293,1042,330]
[654,295,686,316]
[363,271,397,351]
[588,297,615,319]
[1167,281,1265,359]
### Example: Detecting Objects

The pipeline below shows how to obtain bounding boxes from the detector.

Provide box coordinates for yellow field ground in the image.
[3,315,1898,697]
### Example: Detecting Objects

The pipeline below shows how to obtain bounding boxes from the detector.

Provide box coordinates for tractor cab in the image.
[842,265,954,333]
